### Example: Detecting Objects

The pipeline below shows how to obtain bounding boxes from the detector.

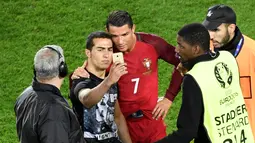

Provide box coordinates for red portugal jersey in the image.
[118,41,159,118]
[118,32,183,119]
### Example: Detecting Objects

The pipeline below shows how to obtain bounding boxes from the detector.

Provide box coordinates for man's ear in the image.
[105,25,109,33]
[192,45,200,55]
[228,24,236,35]
[85,49,91,58]
[132,24,136,33]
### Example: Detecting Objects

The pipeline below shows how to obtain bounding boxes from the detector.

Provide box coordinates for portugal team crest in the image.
[142,58,152,75]
[214,62,233,88]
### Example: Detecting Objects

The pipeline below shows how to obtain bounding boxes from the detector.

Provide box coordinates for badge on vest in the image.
[214,62,233,88]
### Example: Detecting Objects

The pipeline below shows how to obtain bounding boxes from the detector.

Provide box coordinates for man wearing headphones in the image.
[14,45,85,143]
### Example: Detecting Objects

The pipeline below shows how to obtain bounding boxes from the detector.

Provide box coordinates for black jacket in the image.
[14,81,85,143]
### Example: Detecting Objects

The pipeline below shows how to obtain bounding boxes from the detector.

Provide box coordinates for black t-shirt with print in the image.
[70,71,120,142]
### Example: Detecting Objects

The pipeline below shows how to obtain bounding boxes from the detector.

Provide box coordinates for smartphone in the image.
[112,52,124,63]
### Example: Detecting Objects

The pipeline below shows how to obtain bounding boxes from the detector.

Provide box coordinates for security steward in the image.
[155,23,254,143]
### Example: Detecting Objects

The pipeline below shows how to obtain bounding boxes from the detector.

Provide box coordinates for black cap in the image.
[202,4,236,30]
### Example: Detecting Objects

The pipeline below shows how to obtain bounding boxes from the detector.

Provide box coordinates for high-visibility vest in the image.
[187,51,254,143]
[236,35,255,139]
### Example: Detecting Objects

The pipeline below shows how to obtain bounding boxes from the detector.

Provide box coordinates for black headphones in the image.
[34,46,68,80]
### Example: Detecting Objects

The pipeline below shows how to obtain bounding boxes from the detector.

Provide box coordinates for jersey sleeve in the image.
[137,32,183,101]
[72,78,93,99]
[69,78,92,129]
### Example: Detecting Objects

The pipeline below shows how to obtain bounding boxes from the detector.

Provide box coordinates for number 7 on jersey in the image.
[131,78,140,94]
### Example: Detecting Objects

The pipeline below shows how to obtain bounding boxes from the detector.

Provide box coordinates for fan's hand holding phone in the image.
[107,52,127,84]
[112,52,124,63]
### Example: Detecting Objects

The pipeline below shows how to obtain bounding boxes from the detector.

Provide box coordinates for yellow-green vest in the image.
[187,51,254,143]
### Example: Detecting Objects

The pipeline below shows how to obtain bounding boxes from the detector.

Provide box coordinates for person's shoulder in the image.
[15,86,34,105]
[136,32,172,50]
[73,78,93,88]
[71,77,98,97]
[219,50,235,57]
[243,35,255,50]
[243,34,255,42]
[73,77,91,83]
[14,86,38,116]
[16,85,54,110]
[183,74,201,93]
[183,74,201,87]
[136,32,164,41]
[183,74,195,82]
[137,32,157,37]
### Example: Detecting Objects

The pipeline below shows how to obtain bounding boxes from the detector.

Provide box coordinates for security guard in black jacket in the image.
[14,45,85,143]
